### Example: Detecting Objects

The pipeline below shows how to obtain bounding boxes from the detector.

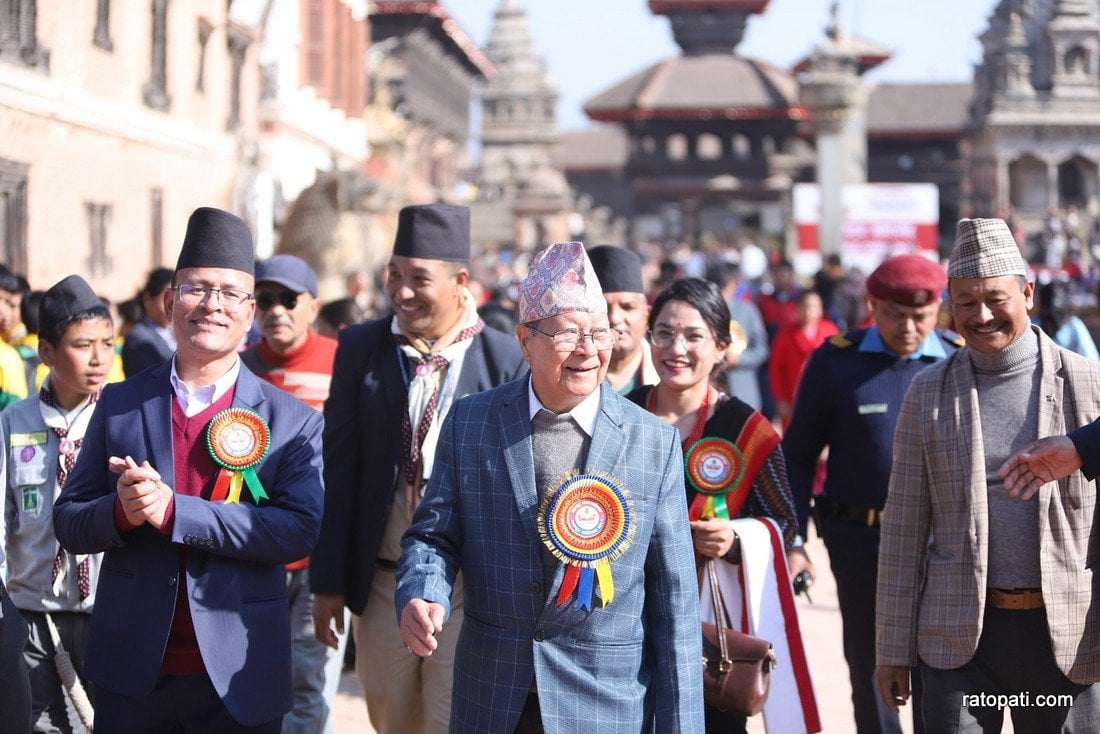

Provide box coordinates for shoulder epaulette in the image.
[829,332,854,349]
[940,329,965,347]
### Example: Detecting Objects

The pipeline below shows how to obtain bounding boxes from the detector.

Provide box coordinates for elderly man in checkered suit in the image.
[397,242,703,733]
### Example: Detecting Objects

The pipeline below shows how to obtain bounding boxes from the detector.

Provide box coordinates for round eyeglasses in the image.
[526,324,618,352]
[648,328,713,351]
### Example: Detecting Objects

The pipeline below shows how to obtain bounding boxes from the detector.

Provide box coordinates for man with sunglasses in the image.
[310,204,525,734]
[241,254,344,734]
[54,207,324,732]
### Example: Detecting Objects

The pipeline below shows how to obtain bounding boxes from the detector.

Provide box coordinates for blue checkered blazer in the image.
[396,377,705,733]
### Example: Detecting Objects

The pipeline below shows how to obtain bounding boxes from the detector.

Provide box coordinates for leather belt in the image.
[375,558,398,572]
[818,497,883,528]
[988,587,1044,610]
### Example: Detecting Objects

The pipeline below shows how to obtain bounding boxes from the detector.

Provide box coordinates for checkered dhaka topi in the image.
[947,218,1027,279]
[518,242,607,323]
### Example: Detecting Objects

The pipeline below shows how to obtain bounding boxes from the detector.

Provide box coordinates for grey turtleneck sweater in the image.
[970,329,1042,588]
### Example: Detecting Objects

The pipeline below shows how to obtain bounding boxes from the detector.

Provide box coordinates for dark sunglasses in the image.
[255,290,300,310]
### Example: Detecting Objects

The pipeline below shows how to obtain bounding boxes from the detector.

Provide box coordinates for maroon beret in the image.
[866,254,946,307]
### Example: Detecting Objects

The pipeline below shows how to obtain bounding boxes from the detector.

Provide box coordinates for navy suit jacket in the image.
[53,361,324,726]
[121,318,174,377]
[310,318,525,613]
[396,378,705,732]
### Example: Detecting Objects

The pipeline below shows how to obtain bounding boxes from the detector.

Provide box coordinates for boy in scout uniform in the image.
[2,275,114,732]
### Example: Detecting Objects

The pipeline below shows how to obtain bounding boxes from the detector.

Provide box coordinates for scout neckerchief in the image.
[682,395,780,521]
[392,290,483,502]
[39,381,99,600]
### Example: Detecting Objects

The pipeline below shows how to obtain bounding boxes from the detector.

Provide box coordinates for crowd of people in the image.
[2,202,1100,734]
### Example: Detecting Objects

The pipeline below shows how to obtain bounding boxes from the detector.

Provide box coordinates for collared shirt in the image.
[170,357,240,417]
[859,325,947,360]
[527,378,601,437]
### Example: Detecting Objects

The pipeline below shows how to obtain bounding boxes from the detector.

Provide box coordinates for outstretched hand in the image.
[998,436,1082,501]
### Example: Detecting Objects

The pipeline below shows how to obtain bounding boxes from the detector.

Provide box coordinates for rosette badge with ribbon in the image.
[685,437,748,521]
[684,411,780,521]
[538,471,635,611]
[206,408,271,504]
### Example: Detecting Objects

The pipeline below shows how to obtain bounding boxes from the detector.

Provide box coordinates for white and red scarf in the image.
[699,517,822,733]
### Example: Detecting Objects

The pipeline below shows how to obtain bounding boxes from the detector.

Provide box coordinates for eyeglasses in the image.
[648,328,713,351]
[173,284,253,313]
[255,290,300,311]
[526,324,618,352]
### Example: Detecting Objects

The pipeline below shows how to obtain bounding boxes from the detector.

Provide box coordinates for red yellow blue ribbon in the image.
[538,472,634,611]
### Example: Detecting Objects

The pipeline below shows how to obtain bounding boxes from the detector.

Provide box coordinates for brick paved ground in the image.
[332,535,989,733]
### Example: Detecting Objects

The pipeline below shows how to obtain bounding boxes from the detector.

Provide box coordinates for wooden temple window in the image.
[195,18,213,92]
[667,134,688,162]
[1,0,49,70]
[697,133,722,161]
[85,202,113,278]
[142,0,171,111]
[0,158,29,276]
[226,26,251,131]
[731,134,751,160]
[93,0,113,51]
[150,187,163,266]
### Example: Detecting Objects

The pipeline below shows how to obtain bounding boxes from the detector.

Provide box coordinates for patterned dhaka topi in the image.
[518,241,607,323]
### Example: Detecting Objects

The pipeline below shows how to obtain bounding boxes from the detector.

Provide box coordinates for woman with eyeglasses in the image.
[627,277,806,733]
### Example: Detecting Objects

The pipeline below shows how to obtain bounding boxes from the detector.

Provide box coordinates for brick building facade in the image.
[0,0,264,300]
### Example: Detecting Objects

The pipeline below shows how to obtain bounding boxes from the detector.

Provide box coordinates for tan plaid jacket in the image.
[876,326,1100,684]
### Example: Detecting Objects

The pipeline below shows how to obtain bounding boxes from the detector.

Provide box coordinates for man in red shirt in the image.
[242,255,342,734]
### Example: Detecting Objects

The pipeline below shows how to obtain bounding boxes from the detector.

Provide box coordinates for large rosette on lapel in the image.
[538,471,635,611]
[206,407,271,505]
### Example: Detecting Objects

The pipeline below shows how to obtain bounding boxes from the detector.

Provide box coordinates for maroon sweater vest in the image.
[160,388,236,676]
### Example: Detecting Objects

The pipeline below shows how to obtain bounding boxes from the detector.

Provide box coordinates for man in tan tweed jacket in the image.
[874,218,1100,733]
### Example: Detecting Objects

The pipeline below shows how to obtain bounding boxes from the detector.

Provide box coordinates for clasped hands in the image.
[109,455,172,529]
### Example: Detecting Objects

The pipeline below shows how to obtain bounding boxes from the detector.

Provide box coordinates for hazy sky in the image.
[443,0,1002,130]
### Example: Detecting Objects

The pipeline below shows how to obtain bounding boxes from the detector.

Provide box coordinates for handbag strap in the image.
[706,559,732,665]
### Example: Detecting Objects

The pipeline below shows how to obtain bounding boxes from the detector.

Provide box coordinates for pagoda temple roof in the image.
[370,1,496,79]
[866,82,973,138]
[584,54,803,122]
[552,125,630,170]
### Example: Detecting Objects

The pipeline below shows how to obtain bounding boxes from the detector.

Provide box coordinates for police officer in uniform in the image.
[783,254,961,734]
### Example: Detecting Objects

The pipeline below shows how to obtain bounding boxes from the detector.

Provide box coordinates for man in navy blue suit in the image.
[310,204,525,733]
[54,207,324,732]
